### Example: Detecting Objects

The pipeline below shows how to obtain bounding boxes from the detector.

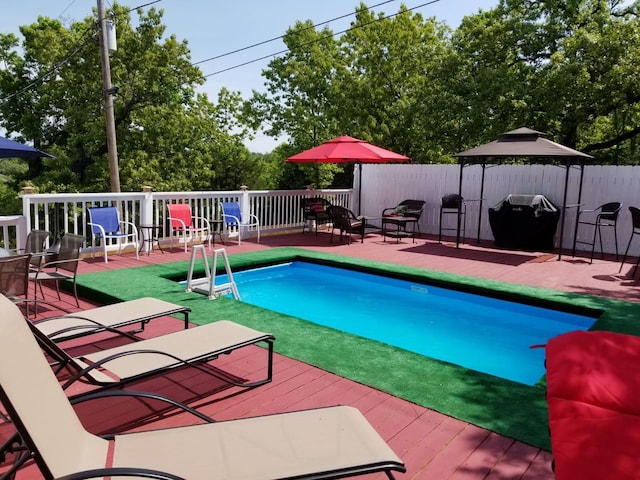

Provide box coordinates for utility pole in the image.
[97,0,120,192]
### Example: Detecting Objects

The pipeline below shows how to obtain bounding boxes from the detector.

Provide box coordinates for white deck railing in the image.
[1,188,352,252]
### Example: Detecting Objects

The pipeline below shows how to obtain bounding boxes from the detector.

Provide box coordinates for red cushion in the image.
[547,397,640,480]
[546,330,640,415]
[310,203,325,213]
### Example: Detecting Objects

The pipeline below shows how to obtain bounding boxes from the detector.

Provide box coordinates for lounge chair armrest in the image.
[62,348,197,389]
[70,389,216,424]
[34,315,141,342]
[55,467,185,480]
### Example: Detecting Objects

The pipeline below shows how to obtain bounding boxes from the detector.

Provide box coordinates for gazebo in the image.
[454,127,594,258]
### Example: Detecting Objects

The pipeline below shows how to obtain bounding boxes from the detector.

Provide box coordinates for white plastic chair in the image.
[87,206,139,263]
[221,202,260,245]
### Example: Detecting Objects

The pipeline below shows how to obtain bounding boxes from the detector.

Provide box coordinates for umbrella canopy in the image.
[287,136,410,215]
[0,135,54,159]
[286,135,410,163]
[455,127,593,160]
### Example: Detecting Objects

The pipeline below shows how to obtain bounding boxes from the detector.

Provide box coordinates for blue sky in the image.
[2,0,498,151]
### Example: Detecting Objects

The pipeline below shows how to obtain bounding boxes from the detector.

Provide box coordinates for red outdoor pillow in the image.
[310,203,325,213]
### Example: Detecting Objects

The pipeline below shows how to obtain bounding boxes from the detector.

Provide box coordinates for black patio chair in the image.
[619,206,640,274]
[29,232,84,307]
[326,205,365,244]
[439,194,466,243]
[301,197,333,235]
[572,202,622,263]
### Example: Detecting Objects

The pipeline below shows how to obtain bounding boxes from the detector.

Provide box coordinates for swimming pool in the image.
[210,261,597,385]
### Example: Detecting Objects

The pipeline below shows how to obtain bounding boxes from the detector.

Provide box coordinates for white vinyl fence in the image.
[360,164,640,255]
[3,164,640,257]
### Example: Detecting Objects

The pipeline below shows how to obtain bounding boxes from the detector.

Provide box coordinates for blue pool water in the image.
[211,261,597,385]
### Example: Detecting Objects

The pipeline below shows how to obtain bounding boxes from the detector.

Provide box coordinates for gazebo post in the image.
[571,162,586,257]
[477,162,486,244]
[456,161,464,248]
[557,161,571,260]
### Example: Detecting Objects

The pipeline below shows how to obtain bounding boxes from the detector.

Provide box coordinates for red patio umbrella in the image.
[286,135,410,214]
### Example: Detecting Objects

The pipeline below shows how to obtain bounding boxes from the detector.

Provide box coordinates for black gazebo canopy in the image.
[453,127,594,258]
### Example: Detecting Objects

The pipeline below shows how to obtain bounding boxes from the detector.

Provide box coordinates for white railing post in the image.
[19,186,36,250]
[240,185,250,239]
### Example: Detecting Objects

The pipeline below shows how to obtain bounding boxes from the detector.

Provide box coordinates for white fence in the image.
[361,164,640,255]
[2,189,352,253]
[2,164,640,257]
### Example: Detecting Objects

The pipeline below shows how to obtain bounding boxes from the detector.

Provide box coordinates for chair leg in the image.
[614,225,619,261]
[620,233,636,273]
[438,209,443,242]
[72,279,79,307]
[589,224,598,263]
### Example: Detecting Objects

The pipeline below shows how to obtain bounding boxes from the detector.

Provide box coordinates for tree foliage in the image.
[249,0,640,182]
[2,0,640,201]
[0,5,272,195]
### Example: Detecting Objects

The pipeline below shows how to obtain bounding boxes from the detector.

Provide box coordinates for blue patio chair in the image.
[87,206,139,263]
[221,202,260,245]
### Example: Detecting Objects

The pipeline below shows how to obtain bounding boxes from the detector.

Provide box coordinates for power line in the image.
[193,0,397,66]
[0,0,162,104]
[0,25,99,104]
[203,0,442,78]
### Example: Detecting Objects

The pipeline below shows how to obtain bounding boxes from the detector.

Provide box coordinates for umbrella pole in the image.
[357,163,362,216]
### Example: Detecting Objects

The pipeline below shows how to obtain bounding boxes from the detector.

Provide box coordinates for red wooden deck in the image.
[4,229,639,480]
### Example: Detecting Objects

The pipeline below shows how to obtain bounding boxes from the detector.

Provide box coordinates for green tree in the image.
[0,5,268,192]
[245,18,344,188]
[335,4,456,162]
[452,0,640,162]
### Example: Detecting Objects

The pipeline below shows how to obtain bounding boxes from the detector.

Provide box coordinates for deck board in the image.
[6,229,636,479]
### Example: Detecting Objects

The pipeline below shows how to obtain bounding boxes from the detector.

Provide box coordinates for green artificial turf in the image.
[74,247,640,450]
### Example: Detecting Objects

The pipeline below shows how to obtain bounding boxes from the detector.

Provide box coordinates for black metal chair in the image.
[11,229,50,269]
[29,232,84,307]
[301,197,333,235]
[619,206,640,274]
[572,202,622,263]
[439,194,466,243]
[326,205,365,244]
[0,253,33,316]
[381,199,425,237]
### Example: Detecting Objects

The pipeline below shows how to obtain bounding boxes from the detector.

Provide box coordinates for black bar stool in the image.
[619,206,640,274]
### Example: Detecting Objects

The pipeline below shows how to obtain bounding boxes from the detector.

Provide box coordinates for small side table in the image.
[138,224,164,255]
[382,216,418,243]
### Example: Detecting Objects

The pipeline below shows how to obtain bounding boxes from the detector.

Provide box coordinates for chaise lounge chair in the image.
[33,297,192,342]
[32,315,275,392]
[0,294,406,480]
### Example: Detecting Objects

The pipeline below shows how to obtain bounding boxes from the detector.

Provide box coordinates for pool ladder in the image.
[185,245,240,300]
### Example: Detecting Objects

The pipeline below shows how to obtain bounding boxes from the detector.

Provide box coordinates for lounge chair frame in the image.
[0,294,405,480]
[33,297,191,342]
[30,319,275,391]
